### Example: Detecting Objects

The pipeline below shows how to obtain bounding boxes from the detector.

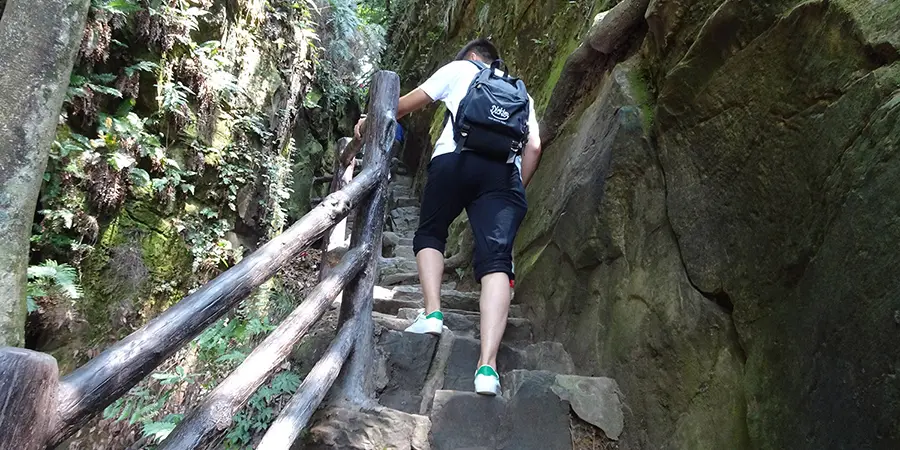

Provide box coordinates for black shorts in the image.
[412,152,528,281]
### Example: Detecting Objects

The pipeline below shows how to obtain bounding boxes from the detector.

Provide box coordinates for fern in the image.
[158,82,193,117]
[27,260,83,300]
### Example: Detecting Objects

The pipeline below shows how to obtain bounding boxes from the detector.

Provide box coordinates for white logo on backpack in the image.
[490,105,510,122]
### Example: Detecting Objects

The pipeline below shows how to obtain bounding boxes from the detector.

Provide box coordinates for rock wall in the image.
[386,0,900,448]
[643,0,900,447]
[29,0,351,371]
[514,62,750,449]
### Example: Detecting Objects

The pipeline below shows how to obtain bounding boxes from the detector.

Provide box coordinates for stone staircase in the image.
[305,174,625,450]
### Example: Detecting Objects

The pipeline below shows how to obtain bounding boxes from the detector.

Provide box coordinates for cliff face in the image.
[642,1,900,447]
[386,0,900,448]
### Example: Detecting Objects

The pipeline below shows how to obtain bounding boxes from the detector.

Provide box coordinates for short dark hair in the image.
[455,39,500,62]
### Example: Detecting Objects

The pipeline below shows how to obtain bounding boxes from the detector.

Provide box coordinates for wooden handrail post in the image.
[334,70,400,405]
[319,137,358,283]
[0,348,60,450]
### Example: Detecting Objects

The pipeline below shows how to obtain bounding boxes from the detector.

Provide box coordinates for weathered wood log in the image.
[340,137,362,167]
[334,70,400,405]
[157,245,370,449]
[319,138,358,282]
[48,165,383,446]
[0,0,90,347]
[0,348,60,449]
[540,0,650,146]
[255,318,359,449]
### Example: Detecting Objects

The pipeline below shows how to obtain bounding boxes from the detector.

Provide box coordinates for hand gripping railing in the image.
[0,70,399,450]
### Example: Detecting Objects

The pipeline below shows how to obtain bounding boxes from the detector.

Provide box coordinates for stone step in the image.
[379,256,419,276]
[430,371,624,450]
[390,206,420,234]
[386,245,415,259]
[374,329,439,414]
[441,337,576,392]
[399,237,414,246]
[429,387,569,450]
[304,406,431,449]
[429,390,509,450]
[502,370,625,442]
[373,285,480,313]
[396,308,533,342]
[391,196,419,208]
[380,270,454,286]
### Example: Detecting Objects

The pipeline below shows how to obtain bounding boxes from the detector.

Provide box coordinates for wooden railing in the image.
[0,71,399,450]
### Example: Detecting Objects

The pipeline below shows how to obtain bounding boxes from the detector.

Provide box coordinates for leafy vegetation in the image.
[27,0,390,446]
[26,261,84,314]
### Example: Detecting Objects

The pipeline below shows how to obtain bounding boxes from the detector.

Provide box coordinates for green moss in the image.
[625,62,657,135]
[835,0,900,46]
[80,201,192,339]
[535,34,583,114]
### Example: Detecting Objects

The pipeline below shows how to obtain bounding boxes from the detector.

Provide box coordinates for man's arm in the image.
[355,88,434,139]
[520,126,542,188]
[398,88,434,119]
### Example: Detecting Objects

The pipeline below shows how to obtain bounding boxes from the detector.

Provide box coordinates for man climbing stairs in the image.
[306,174,625,449]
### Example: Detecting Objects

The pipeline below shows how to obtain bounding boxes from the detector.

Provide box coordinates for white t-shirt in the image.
[419,60,539,168]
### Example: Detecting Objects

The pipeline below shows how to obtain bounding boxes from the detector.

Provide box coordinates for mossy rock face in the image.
[286,128,326,220]
[80,201,192,344]
[645,0,900,447]
[390,0,899,447]
[514,63,748,449]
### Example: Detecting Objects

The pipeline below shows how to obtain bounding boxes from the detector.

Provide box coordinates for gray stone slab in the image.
[391,206,421,233]
[305,406,431,450]
[393,196,419,208]
[503,370,624,441]
[500,371,572,450]
[377,329,439,414]
[442,336,523,391]
[430,390,508,450]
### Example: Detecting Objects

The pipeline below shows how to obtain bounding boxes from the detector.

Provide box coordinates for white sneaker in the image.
[474,365,501,396]
[404,310,443,335]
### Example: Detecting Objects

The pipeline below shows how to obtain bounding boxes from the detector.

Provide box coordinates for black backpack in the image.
[446,59,530,162]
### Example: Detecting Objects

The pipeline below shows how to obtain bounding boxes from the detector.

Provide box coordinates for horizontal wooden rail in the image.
[256,317,359,449]
[47,164,384,446]
[158,245,370,448]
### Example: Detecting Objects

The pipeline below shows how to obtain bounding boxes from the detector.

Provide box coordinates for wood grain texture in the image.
[320,137,358,282]
[334,70,400,405]
[48,165,381,446]
[0,348,59,449]
[157,245,370,449]
[255,318,359,450]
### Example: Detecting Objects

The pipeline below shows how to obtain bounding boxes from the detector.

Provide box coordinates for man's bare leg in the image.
[416,248,444,314]
[477,272,511,369]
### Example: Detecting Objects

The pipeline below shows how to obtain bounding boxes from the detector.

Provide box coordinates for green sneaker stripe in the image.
[476,365,499,379]
[426,310,444,320]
